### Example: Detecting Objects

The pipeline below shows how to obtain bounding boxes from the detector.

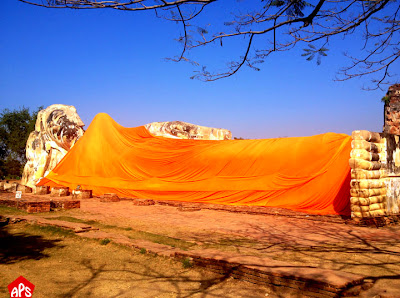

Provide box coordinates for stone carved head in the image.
[21,104,85,188]
[35,104,85,150]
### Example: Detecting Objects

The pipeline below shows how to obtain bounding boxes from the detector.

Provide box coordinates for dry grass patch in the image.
[0,222,273,298]
[46,215,197,251]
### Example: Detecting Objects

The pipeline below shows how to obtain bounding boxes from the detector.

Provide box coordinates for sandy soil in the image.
[1,192,400,296]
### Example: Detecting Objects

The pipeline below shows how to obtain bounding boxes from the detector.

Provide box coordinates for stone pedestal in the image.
[72,190,92,199]
[3,182,18,192]
[0,198,51,213]
[132,198,155,206]
[16,184,32,193]
[50,199,80,210]
[35,186,50,195]
[50,187,70,197]
[100,193,120,202]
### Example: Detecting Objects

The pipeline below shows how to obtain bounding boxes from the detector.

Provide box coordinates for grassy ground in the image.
[0,222,273,298]
[0,205,33,216]
[2,204,400,297]
[44,216,197,251]
[3,204,399,278]
[35,210,400,281]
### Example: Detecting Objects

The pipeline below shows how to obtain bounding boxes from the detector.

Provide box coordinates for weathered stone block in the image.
[72,190,92,199]
[35,186,50,195]
[385,177,400,214]
[100,193,120,202]
[50,199,80,210]
[3,182,18,192]
[0,198,51,213]
[177,206,201,212]
[389,126,400,135]
[50,187,70,197]
[382,133,400,175]
[16,184,32,193]
[0,198,18,208]
[25,201,51,213]
[384,84,400,135]
[132,198,155,206]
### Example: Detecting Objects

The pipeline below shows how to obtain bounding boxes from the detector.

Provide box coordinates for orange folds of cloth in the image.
[38,113,351,215]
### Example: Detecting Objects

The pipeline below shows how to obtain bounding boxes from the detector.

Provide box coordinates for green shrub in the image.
[182,258,193,268]
[100,238,111,245]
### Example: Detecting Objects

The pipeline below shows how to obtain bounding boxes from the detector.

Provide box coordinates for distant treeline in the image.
[0,106,42,179]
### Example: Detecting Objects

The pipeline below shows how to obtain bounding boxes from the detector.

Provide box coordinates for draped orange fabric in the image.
[38,113,352,215]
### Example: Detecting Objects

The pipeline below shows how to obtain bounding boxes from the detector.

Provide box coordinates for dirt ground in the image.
[0,223,273,298]
[1,194,400,297]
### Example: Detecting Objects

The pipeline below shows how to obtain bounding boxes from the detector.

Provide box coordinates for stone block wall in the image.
[381,133,400,215]
[0,198,51,213]
[385,178,400,214]
[384,84,400,135]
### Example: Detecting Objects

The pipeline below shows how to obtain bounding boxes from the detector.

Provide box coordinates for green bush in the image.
[182,258,193,268]
[0,106,43,179]
[100,238,111,245]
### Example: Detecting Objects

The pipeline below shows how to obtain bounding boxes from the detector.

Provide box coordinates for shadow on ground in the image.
[0,223,63,264]
[55,258,270,298]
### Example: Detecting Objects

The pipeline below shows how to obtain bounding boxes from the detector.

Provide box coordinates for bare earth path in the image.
[1,193,400,297]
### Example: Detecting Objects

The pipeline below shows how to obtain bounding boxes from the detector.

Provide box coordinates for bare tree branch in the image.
[18,0,216,11]
[18,0,400,89]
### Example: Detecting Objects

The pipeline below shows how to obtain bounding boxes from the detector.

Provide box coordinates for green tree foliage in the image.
[0,106,43,179]
[302,44,329,65]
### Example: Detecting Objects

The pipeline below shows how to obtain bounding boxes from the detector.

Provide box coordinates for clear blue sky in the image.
[0,0,396,138]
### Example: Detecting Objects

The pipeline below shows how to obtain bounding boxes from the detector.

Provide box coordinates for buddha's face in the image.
[38,105,85,150]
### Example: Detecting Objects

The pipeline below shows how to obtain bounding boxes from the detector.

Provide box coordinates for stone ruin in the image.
[384,84,400,135]
[350,84,400,220]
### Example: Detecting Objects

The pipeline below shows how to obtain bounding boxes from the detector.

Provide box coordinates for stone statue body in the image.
[21,105,231,189]
[145,121,232,140]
